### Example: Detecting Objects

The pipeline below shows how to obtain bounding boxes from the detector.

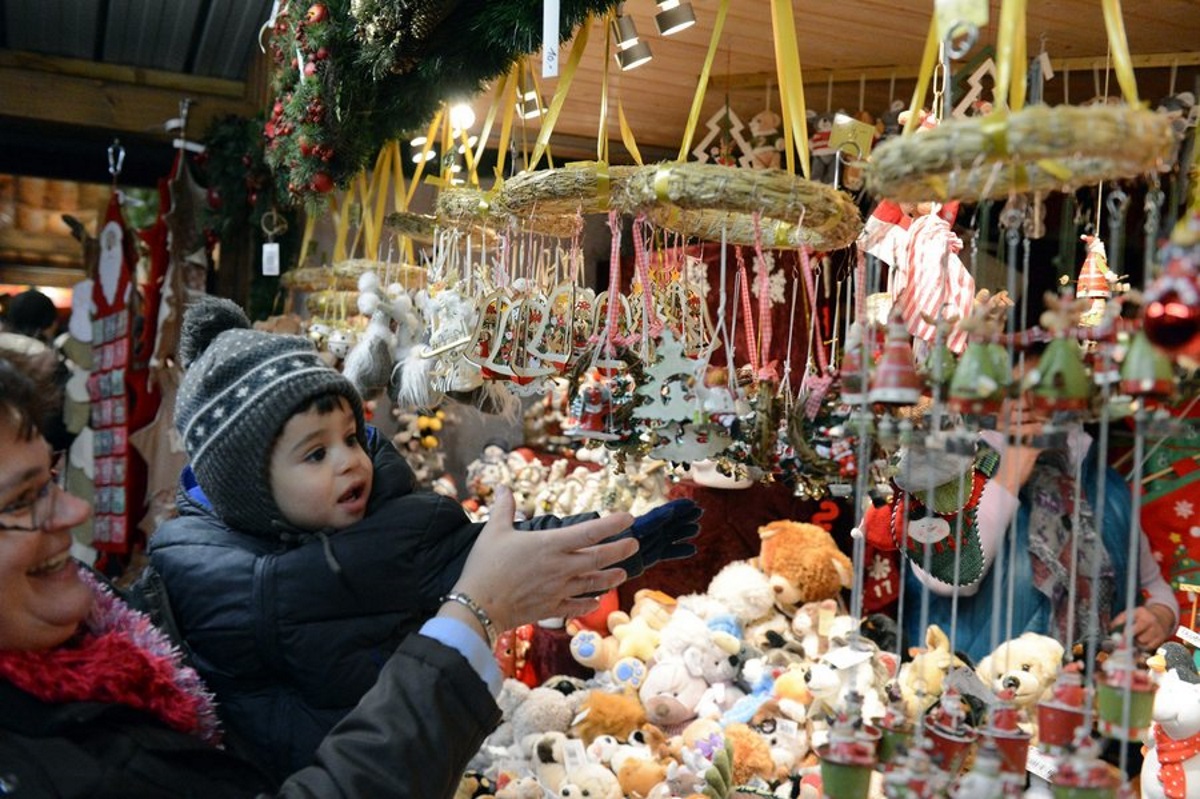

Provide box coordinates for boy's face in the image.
[268,398,372,532]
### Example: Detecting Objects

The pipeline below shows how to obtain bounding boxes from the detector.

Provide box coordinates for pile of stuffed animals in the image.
[454,515,1200,798]
[453,520,1065,791]
[460,444,673,521]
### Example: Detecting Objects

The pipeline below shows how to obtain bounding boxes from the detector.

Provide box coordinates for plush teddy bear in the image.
[617,757,669,799]
[975,632,1064,715]
[559,762,622,799]
[640,658,709,734]
[757,520,853,616]
[723,722,777,786]
[898,624,964,720]
[571,690,648,746]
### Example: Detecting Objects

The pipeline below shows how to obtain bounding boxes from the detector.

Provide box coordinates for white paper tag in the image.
[262,242,280,276]
[1026,746,1058,781]
[778,718,800,742]
[563,738,587,772]
[1176,626,1200,647]
[542,0,560,77]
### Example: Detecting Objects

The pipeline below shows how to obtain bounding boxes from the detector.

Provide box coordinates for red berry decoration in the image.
[304,61,318,77]
[298,137,314,156]
[306,3,327,23]
[315,47,329,60]
[311,172,334,193]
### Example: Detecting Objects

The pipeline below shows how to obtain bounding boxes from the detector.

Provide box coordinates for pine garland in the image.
[265,0,618,207]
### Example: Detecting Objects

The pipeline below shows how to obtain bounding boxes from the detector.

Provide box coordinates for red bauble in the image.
[206,187,222,210]
[315,46,329,60]
[298,137,314,157]
[311,172,334,193]
[303,61,318,77]
[306,3,327,23]
[1144,290,1200,358]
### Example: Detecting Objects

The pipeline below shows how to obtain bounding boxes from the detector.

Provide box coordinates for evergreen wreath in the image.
[264,0,618,206]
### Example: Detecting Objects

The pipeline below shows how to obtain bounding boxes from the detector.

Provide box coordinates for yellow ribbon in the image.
[494,68,518,180]
[406,110,442,209]
[676,0,730,163]
[618,97,643,166]
[474,65,512,169]
[332,191,351,263]
[994,0,1026,111]
[654,165,673,203]
[299,210,316,270]
[598,16,612,164]
[1101,0,1140,106]
[1034,158,1073,182]
[770,0,809,178]
[979,111,1010,155]
[529,20,590,172]
[904,15,940,136]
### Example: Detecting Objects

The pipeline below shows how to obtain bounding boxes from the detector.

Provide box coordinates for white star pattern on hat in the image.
[213,407,225,419]
[236,386,250,398]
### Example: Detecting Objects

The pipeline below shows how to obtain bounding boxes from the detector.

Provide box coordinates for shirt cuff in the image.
[420,617,503,698]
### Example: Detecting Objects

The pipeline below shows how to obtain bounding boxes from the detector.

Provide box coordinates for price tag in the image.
[262,241,280,276]
[1176,625,1200,647]
[778,718,800,742]
[542,0,560,77]
[1026,746,1058,781]
[563,738,587,772]
[934,0,989,42]
[829,114,876,160]
[817,606,836,637]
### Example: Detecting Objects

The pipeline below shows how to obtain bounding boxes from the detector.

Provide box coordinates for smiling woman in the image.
[0,340,642,798]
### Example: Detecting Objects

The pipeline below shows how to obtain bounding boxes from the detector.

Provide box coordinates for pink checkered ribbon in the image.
[735,246,758,373]
[603,210,623,356]
[632,215,664,341]
[799,246,829,375]
[752,212,774,379]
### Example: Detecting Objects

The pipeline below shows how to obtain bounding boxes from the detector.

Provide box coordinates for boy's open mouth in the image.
[337,485,365,504]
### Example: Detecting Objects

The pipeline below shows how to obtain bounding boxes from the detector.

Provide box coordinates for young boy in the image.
[146,297,700,779]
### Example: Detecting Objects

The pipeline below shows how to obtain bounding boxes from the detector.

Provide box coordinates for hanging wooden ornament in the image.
[868,307,925,406]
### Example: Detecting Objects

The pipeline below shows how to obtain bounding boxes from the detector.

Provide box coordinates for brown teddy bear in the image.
[757,520,852,616]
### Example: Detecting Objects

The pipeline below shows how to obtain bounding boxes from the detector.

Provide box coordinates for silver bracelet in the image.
[441,592,498,648]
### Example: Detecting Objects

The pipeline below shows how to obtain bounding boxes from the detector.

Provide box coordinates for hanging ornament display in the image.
[1077,234,1118,326]
[1144,209,1200,359]
[868,307,924,406]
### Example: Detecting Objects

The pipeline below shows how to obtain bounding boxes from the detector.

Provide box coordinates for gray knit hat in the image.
[175,296,365,535]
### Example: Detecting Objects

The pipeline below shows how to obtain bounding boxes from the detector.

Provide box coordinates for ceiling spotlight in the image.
[449,102,476,131]
[612,9,652,71]
[655,0,695,36]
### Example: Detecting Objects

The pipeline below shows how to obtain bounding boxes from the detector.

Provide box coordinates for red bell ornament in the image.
[1144,214,1200,359]
[868,309,924,406]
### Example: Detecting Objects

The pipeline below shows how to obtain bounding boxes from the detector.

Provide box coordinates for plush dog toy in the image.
[975,632,1064,714]
[757,520,852,616]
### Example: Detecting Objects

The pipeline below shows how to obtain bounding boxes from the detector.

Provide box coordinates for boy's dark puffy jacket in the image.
[147,429,594,780]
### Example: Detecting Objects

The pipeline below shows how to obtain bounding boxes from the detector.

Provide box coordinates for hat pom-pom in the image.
[179,296,252,368]
[358,291,381,316]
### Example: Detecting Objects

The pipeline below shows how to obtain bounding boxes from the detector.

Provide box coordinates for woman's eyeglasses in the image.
[0,452,66,533]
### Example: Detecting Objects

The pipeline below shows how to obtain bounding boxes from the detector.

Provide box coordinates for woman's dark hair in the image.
[0,352,52,440]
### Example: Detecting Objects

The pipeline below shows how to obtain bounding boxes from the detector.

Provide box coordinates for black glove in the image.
[611,498,703,579]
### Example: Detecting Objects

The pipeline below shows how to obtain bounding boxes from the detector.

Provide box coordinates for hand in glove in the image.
[610,498,703,580]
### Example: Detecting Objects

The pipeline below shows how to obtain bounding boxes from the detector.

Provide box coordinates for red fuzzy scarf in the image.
[0,569,221,745]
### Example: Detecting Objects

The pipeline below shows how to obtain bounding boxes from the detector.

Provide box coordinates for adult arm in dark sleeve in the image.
[273,633,501,799]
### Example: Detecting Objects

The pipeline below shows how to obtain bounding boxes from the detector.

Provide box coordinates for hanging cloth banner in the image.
[677,0,731,162]
[769,0,811,178]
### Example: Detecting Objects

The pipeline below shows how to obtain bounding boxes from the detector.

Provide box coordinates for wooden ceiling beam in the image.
[0,50,257,139]
[710,50,1200,91]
